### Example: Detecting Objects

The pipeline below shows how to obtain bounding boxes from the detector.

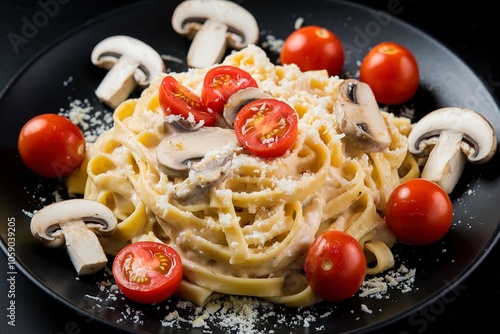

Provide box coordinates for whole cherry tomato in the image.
[304,230,366,302]
[112,241,183,304]
[359,41,419,105]
[280,25,345,76]
[201,65,258,114]
[233,98,298,158]
[159,75,216,126]
[384,178,453,245]
[18,113,86,178]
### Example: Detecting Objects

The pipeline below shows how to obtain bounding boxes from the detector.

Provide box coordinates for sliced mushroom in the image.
[173,148,235,202]
[171,0,259,68]
[30,199,117,275]
[334,79,391,152]
[407,107,497,193]
[222,87,273,128]
[163,114,204,134]
[91,35,165,108]
[156,127,240,177]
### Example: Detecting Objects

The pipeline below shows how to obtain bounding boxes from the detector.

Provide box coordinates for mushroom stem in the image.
[420,130,466,193]
[91,35,165,109]
[407,107,497,193]
[187,18,228,68]
[173,148,234,203]
[171,0,259,69]
[30,198,117,275]
[95,57,138,109]
[60,219,109,275]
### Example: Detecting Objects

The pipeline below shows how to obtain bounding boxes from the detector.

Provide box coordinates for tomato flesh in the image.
[18,113,86,178]
[201,65,258,114]
[360,41,419,105]
[385,178,453,245]
[233,98,298,158]
[280,25,345,76]
[159,75,216,126]
[305,230,366,301]
[112,241,183,304]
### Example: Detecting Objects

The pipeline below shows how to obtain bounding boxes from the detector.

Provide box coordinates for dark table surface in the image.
[1,1,499,333]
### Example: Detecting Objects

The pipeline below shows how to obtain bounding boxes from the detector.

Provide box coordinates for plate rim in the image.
[1,0,499,333]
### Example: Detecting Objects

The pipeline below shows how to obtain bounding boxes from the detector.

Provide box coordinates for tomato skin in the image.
[359,41,419,105]
[18,113,85,178]
[305,230,366,302]
[112,241,183,304]
[201,65,258,114]
[159,75,216,126]
[233,98,298,158]
[385,178,453,245]
[280,25,345,76]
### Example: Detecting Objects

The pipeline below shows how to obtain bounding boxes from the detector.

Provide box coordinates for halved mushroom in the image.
[91,35,165,108]
[156,127,240,177]
[156,127,241,202]
[163,114,204,134]
[30,199,117,275]
[173,148,235,202]
[222,87,273,128]
[334,79,391,152]
[407,107,497,193]
[171,0,259,68]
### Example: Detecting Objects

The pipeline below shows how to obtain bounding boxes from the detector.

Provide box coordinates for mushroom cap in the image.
[334,79,391,152]
[91,35,165,86]
[30,199,117,248]
[171,0,259,49]
[408,107,497,163]
[156,127,240,177]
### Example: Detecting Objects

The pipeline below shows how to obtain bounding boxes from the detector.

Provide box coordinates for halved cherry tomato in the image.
[304,230,366,302]
[18,113,85,178]
[384,178,453,245]
[280,25,345,76]
[233,98,298,158]
[159,75,216,126]
[201,65,258,114]
[112,241,183,304]
[360,41,419,105]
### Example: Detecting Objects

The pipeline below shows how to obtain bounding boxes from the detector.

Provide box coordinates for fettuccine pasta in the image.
[66,45,419,307]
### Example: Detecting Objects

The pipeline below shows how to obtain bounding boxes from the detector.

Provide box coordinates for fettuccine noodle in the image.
[66,45,419,307]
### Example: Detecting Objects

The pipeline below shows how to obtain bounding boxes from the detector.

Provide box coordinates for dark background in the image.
[1,1,498,333]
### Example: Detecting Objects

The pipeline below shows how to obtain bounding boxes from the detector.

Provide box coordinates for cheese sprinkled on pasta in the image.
[66,44,419,307]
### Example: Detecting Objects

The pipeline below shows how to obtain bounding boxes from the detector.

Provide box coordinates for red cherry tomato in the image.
[233,98,298,158]
[385,178,453,245]
[304,230,366,302]
[112,241,183,304]
[280,25,345,76]
[359,41,419,105]
[18,113,85,178]
[201,65,258,114]
[159,75,216,126]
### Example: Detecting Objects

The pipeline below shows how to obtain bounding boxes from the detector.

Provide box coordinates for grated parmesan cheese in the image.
[84,261,416,334]
[360,304,373,314]
[26,35,425,334]
[359,264,416,299]
[59,98,114,144]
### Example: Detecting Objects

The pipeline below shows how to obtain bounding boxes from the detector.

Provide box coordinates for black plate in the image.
[1,0,499,333]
